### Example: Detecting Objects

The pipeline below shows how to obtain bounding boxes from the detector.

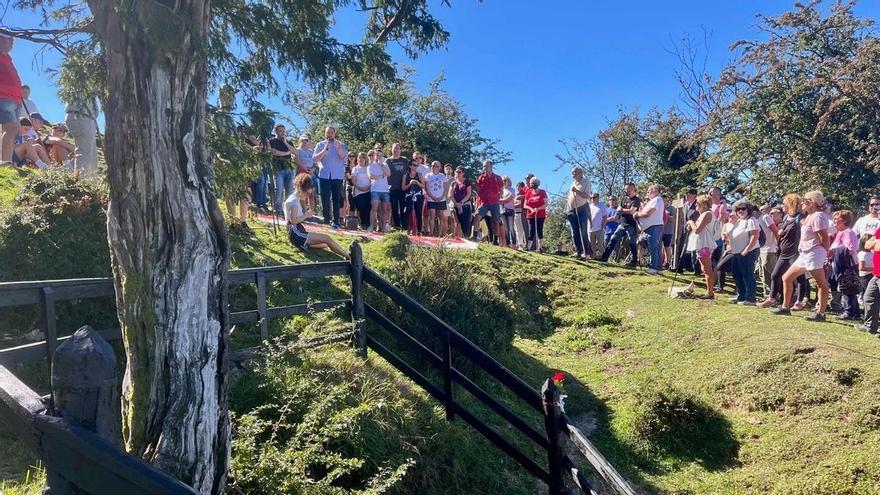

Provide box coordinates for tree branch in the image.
[374,0,414,44]
[0,23,91,54]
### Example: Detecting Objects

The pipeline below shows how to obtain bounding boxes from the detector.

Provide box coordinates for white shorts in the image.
[792,248,827,271]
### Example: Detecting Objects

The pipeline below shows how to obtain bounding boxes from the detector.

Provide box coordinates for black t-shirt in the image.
[269,137,292,170]
[385,156,409,191]
[778,216,801,259]
[620,194,641,227]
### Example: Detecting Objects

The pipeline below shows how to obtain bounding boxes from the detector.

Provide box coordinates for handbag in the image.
[838,265,861,295]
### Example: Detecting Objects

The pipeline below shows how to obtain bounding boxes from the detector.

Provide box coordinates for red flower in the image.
[551,372,565,384]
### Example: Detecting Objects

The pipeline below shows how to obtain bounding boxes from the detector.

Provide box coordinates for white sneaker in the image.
[645,268,659,275]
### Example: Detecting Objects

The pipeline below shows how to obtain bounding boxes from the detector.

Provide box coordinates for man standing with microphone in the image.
[313,126,348,228]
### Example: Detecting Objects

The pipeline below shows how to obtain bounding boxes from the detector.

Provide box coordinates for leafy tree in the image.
[709,0,880,208]
[292,72,509,176]
[5,0,467,492]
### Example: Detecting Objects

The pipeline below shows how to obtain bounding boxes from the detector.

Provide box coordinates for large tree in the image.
[5,1,462,492]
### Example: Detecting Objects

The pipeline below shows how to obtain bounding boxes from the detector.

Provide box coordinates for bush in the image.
[365,237,516,358]
[0,169,115,343]
[229,312,536,495]
[0,168,109,281]
[620,382,738,469]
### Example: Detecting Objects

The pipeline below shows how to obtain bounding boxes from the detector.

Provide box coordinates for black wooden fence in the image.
[0,243,636,495]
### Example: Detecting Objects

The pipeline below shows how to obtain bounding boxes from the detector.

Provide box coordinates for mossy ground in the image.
[2,181,880,494]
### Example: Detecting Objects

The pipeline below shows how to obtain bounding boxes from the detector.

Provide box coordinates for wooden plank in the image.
[562,415,638,495]
[349,243,366,357]
[0,278,113,307]
[266,300,350,320]
[564,454,597,495]
[42,287,57,405]
[364,303,443,367]
[34,415,198,495]
[228,262,350,286]
[0,328,121,367]
[453,402,551,484]
[257,272,268,341]
[0,364,45,450]
[443,330,454,421]
[451,368,548,449]
[363,267,543,412]
[366,335,445,403]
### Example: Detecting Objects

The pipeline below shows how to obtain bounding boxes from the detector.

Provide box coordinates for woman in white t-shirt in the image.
[500,176,517,248]
[350,152,372,229]
[424,161,449,237]
[686,194,718,299]
[770,190,831,321]
[727,201,760,304]
[367,150,392,232]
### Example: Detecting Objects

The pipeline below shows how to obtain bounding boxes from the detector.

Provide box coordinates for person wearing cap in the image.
[63,93,100,177]
[12,117,51,168]
[0,35,22,165]
[313,125,349,228]
[770,190,831,321]
[45,123,76,169]
[294,133,317,213]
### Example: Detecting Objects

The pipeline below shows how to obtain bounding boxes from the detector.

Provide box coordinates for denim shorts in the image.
[477,203,501,220]
[371,191,390,203]
[0,98,18,125]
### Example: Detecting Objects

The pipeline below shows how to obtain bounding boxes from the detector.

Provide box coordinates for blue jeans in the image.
[252,167,269,208]
[602,223,638,264]
[274,168,296,214]
[644,224,663,271]
[566,204,592,256]
[732,249,759,302]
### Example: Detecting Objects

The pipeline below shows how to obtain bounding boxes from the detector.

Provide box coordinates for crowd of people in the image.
[0,34,100,176]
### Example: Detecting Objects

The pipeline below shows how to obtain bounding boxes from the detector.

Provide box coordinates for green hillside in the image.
[1,172,880,494]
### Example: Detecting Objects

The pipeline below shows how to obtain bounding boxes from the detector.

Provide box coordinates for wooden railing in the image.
[0,243,637,495]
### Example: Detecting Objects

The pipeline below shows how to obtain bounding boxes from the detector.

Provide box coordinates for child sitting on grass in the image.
[284,173,349,259]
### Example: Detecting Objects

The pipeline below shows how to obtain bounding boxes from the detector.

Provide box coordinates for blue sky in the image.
[6,1,880,194]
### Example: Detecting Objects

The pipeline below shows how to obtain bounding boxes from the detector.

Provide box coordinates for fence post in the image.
[256,271,268,341]
[349,242,367,358]
[41,286,57,412]
[542,377,564,495]
[45,325,120,494]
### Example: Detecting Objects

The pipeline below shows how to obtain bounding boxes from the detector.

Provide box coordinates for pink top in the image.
[799,211,829,253]
[712,202,729,223]
[831,227,858,260]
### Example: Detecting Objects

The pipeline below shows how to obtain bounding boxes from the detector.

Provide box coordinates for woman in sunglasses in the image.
[770,190,831,321]
[726,200,761,304]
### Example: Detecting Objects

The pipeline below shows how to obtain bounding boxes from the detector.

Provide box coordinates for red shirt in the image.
[525,187,548,219]
[0,54,22,101]
[476,173,503,205]
[873,228,880,277]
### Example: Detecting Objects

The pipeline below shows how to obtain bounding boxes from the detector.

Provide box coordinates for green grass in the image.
[0,167,31,206]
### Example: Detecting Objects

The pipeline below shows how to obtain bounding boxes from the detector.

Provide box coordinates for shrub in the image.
[364,237,516,358]
[620,382,738,469]
[0,168,109,281]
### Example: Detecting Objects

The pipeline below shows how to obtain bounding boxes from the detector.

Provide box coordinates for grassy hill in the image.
[1,169,880,494]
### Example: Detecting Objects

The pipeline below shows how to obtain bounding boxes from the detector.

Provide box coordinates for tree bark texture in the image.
[89,1,230,493]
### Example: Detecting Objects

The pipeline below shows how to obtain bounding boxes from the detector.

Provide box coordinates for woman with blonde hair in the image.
[770,191,831,320]
[758,196,808,308]
[686,194,718,299]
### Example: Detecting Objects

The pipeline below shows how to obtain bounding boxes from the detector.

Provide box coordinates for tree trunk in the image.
[89,2,230,494]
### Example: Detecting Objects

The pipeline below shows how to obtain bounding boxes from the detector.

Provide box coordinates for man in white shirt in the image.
[757,205,782,297]
[19,84,38,116]
[854,196,880,238]
[634,184,666,274]
[566,167,592,259]
[588,193,607,257]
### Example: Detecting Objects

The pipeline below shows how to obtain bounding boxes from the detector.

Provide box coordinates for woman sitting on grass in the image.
[686,194,717,299]
[284,173,349,259]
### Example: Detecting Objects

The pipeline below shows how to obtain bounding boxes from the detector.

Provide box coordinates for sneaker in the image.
[769,307,791,316]
[699,294,715,300]
[791,301,806,311]
[728,296,740,303]
[645,268,659,275]
[475,232,483,241]
[835,313,858,321]
[737,301,756,306]
[570,253,582,258]
[854,324,873,333]
[756,298,776,309]
[331,223,341,230]
[804,311,826,322]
